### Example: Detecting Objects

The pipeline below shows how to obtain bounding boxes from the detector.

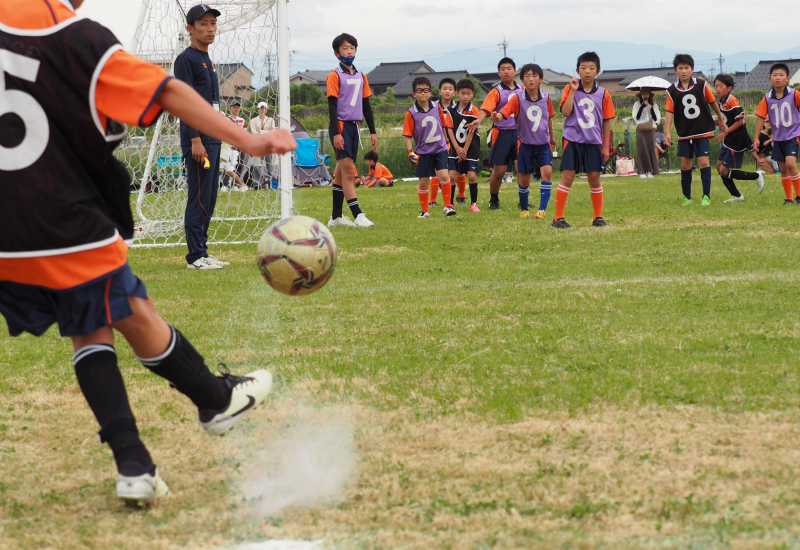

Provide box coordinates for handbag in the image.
[616,157,636,176]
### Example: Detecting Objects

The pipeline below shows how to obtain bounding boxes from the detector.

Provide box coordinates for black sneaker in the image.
[784,199,795,205]
[428,201,438,207]
[592,216,608,227]
[456,196,466,204]
[488,200,500,210]
[552,218,572,229]
[795,197,800,205]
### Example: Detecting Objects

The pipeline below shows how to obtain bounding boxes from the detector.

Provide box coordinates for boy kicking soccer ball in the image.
[403,76,457,218]
[0,0,296,506]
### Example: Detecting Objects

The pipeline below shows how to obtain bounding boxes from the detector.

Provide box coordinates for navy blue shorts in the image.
[517,143,553,174]
[0,263,148,338]
[488,129,518,166]
[448,156,479,174]
[416,151,449,178]
[677,137,710,159]
[561,141,603,173]
[331,121,360,161]
[773,138,800,163]
[717,145,744,169]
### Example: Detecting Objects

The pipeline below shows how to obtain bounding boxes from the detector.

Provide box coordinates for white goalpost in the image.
[121,0,292,248]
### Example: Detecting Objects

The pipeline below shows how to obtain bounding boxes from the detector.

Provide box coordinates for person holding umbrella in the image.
[627,77,671,178]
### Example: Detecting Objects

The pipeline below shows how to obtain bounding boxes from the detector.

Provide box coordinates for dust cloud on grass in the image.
[236,406,356,518]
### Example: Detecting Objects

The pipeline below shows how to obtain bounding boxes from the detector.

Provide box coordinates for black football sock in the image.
[73,345,154,473]
[490,192,499,203]
[721,177,741,197]
[469,183,478,204]
[681,169,692,199]
[332,185,344,219]
[730,169,759,181]
[136,325,229,411]
[700,167,712,196]
[347,197,363,217]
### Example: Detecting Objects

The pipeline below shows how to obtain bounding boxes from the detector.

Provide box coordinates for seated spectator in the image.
[219,142,247,192]
[362,151,394,187]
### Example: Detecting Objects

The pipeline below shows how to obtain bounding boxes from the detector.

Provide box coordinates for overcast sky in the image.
[78,0,799,73]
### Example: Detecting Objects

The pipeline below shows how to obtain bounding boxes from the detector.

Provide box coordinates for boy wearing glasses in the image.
[403,77,457,218]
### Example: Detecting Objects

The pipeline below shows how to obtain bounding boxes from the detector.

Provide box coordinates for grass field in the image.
[4,172,800,550]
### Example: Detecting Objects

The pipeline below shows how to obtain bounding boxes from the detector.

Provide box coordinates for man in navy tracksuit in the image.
[174,4,228,270]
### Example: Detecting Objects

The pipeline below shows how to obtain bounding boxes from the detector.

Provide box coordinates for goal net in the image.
[119,0,292,248]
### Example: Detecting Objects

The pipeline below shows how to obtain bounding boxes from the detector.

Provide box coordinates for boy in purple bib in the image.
[493,63,556,219]
[754,62,800,204]
[554,52,616,229]
[325,33,377,227]
[467,57,521,210]
[403,76,456,218]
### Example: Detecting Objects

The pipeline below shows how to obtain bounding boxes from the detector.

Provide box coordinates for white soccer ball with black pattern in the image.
[257,216,336,296]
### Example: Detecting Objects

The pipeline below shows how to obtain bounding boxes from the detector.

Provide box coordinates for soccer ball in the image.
[257,216,337,296]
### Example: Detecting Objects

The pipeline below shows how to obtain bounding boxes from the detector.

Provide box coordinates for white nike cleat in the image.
[353,213,375,227]
[117,466,170,507]
[200,369,273,436]
[187,257,223,270]
[724,195,744,203]
[207,255,230,267]
[756,170,765,194]
[328,216,355,227]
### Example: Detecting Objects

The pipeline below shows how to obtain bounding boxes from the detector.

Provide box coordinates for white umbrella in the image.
[626,76,673,91]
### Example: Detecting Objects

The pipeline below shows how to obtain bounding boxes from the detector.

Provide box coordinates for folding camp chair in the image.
[148,154,186,192]
[291,138,331,187]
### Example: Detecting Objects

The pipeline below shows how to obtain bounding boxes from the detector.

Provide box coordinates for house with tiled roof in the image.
[289,70,331,94]
[597,67,708,94]
[217,63,255,105]
[484,68,573,96]
[738,59,800,91]
[366,61,434,95]
[392,70,486,98]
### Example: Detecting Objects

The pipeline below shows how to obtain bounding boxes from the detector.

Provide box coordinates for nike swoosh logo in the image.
[229,395,256,418]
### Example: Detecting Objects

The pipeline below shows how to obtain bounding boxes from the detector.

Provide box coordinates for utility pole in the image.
[498,36,508,57]
[718,53,724,75]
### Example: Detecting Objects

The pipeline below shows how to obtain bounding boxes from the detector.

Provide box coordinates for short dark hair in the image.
[412,76,432,91]
[456,78,474,92]
[714,73,735,89]
[498,57,516,70]
[673,54,694,70]
[577,52,601,72]
[520,63,544,80]
[363,150,378,162]
[332,33,358,52]
[439,78,457,90]
[770,63,791,76]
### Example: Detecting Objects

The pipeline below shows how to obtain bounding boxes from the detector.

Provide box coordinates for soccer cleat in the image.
[328,216,355,227]
[551,217,572,229]
[488,200,500,210]
[701,195,711,206]
[756,170,765,194]
[117,466,170,507]
[428,201,438,208]
[443,206,457,216]
[723,195,744,203]
[682,198,693,206]
[795,197,800,206]
[220,186,229,192]
[207,255,230,267]
[592,216,608,227]
[784,199,795,205]
[187,257,223,270]
[456,196,466,204]
[353,213,375,227]
[469,203,481,213]
[200,367,273,436]
[418,211,431,218]
[520,210,530,218]
[534,210,546,219]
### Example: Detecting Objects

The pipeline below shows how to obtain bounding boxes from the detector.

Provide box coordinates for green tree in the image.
[291,83,325,107]
[384,87,396,105]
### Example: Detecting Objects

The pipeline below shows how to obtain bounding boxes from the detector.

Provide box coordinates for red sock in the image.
[590,186,604,219]
[429,177,439,203]
[792,174,800,197]
[781,177,793,200]
[418,187,430,212]
[456,175,466,198]
[554,184,570,220]
[441,180,453,207]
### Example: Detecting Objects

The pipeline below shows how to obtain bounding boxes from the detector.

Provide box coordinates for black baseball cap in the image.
[230,100,241,107]
[186,4,220,25]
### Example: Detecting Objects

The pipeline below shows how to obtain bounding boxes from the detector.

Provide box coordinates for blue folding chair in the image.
[291,138,331,186]
[148,154,186,192]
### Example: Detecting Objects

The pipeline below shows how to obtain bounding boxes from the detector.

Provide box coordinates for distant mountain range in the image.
[351,40,800,78]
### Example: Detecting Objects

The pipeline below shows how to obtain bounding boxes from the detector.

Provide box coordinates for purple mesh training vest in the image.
[516,90,551,146]
[409,101,448,156]
[493,84,521,131]
[333,66,365,121]
[563,85,606,145]
[765,88,800,142]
